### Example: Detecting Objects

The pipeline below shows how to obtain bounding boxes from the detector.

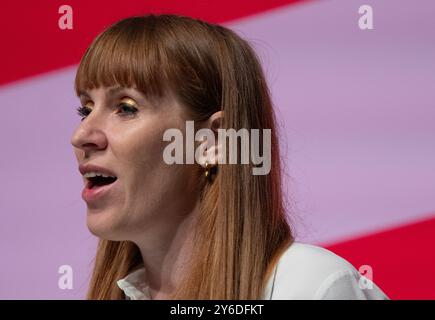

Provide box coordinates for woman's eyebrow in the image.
[78,87,123,99]
[107,86,124,96]
[109,87,147,103]
[78,86,137,101]
[78,90,90,98]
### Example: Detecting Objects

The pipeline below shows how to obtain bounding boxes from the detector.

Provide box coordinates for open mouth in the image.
[86,175,118,189]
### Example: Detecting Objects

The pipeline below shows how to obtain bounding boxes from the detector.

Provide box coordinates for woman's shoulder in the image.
[277,241,357,275]
[265,241,389,299]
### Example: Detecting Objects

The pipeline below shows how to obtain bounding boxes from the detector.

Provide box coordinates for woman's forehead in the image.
[78,85,133,97]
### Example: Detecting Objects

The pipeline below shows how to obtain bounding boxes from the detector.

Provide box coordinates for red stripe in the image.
[324,214,435,299]
[0,0,308,86]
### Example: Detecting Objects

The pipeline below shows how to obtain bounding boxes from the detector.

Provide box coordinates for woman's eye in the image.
[76,106,92,121]
[75,101,138,121]
[117,102,138,115]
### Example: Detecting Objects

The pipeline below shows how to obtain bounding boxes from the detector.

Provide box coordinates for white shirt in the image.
[116,242,389,300]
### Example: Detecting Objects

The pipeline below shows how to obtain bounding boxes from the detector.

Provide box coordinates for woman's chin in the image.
[86,211,124,240]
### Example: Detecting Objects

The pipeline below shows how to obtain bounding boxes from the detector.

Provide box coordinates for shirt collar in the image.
[116,264,151,300]
[116,263,277,300]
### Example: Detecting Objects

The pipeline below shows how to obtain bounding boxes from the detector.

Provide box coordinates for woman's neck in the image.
[134,199,201,298]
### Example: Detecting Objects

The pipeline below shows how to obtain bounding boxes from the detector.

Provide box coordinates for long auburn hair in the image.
[75,14,294,300]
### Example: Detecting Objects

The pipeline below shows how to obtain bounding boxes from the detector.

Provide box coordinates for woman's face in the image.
[71,86,200,241]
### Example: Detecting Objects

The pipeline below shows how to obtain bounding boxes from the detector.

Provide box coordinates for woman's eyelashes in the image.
[76,104,91,120]
[76,98,139,121]
[117,98,139,116]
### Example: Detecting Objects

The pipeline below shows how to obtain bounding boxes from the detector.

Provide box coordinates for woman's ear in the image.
[206,110,223,133]
[197,110,224,167]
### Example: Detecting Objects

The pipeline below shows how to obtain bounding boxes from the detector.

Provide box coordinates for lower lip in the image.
[82,180,118,203]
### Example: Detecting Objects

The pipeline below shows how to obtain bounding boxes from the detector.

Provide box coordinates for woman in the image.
[71,14,389,300]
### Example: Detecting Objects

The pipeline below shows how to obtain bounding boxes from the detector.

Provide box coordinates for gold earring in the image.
[204,160,210,178]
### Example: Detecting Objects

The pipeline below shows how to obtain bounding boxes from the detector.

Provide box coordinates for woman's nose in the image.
[70,116,108,152]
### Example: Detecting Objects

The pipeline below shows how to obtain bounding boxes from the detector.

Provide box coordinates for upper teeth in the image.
[83,172,116,178]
